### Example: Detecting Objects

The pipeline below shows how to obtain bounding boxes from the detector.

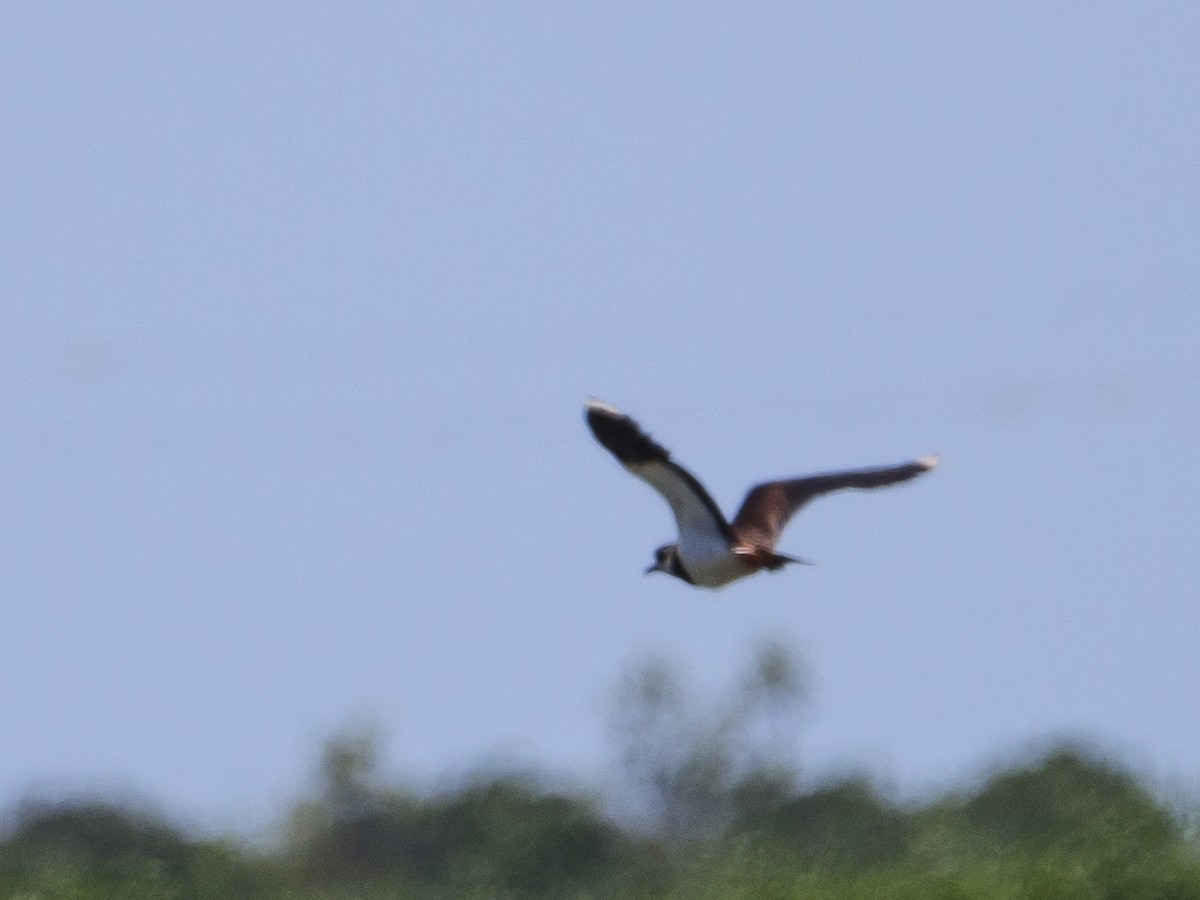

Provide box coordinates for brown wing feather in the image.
[730,456,938,549]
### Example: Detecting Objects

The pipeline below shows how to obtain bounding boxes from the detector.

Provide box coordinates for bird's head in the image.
[646,543,679,577]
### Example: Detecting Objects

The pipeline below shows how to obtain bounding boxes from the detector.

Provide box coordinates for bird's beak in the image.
[645,561,665,575]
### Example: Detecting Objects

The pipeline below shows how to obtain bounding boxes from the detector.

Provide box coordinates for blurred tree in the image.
[739,640,807,739]
[7,799,193,874]
[8,651,1199,899]
[739,776,912,869]
[958,746,1178,854]
[0,797,261,899]
[319,725,386,823]
[419,775,624,894]
[287,727,624,895]
[609,642,808,840]
[734,639,808,796]
[610,655,731,838]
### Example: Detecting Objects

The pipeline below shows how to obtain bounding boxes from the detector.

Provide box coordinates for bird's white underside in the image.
[629,460,755,588]
[679,539,757,588]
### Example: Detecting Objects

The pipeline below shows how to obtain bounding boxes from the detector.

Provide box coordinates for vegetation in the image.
[5,645,1199,899]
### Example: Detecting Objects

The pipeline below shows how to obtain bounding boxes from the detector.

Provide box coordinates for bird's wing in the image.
[585,399,732,543]
[730,456,939,549]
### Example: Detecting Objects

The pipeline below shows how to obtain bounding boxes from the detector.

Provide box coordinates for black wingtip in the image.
[585,398,670,466]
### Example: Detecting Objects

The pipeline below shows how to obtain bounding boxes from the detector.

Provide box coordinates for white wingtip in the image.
[585,397,622,416]
[917,454,940,470]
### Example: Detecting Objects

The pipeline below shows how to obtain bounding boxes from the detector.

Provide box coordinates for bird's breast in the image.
[677,532,757,588]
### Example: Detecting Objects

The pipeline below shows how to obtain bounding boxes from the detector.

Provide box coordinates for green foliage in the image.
[284,727,624,896]
[0,798,264,900]
[298,777,624,894]
[5,750,1199,900]
[737,775,913,869]
[958,746,1177,854]
[5,648,1200,899]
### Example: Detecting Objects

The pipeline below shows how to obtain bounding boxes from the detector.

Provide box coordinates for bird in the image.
[584,398,938,589]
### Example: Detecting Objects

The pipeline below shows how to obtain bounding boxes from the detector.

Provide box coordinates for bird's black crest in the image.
[585,400,670,466]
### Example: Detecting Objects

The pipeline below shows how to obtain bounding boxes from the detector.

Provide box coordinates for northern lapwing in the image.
[585,398,937,589]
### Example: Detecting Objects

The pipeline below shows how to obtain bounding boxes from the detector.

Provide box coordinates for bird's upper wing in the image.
[585,399,732,543]
[730,456,939,549]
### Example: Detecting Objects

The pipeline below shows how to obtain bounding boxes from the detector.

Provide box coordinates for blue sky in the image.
[4,4,1199,831]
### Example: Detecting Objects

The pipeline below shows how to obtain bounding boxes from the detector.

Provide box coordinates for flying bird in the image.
[585,398,937,589]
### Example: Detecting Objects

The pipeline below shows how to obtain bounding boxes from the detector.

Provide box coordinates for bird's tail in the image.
[765,550,812,570]
[736,545,812,571]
